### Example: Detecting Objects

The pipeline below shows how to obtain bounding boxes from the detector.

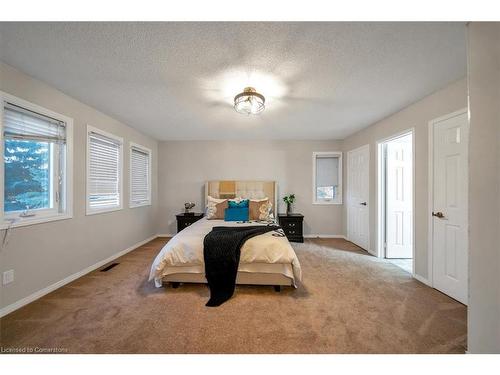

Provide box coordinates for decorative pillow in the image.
[249,198,269,220]
[228,199,249,209]
[258,201,273,221]
[224,207,249,221]
[206,196,228,219]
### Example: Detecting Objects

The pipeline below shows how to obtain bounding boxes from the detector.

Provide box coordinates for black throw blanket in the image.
[203,225,281,307]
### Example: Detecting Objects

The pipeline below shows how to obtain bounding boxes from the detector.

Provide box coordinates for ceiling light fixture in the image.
[234,87,265,115]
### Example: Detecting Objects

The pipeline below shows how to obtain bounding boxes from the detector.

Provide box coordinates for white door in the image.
[432,111,468,305]
[386,134,413,258]
[347,145,370,252]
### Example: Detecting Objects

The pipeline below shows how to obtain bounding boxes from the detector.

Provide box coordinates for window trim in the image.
[312,151,343,205]
[0,91,74,230]
[86,124,123,216]
[129,142,152,208]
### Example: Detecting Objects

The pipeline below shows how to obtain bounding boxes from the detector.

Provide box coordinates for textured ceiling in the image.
[0,22,466,140]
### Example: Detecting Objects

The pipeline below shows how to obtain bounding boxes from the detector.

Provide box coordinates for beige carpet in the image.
[0,238,467,354]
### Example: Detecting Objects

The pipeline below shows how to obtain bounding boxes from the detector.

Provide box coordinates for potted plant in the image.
[283,194,296,215]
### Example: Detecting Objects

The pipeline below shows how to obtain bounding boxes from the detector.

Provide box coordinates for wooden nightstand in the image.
[278,213,304,243]
[176,213,204,233]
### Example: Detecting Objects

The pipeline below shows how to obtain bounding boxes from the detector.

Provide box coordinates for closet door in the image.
[347,144,370,252]
[431,110,468,305]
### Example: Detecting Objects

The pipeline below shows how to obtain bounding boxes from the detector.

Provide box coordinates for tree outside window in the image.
[4,139,51,212]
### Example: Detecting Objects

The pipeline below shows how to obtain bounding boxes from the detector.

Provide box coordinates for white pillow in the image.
[206,196,226,219]
[208,196,225,204]
[250,198,268,202]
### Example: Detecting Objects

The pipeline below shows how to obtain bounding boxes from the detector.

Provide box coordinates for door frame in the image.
[346,144,371,253]
[427,107,468,287]
[376,128,415,274]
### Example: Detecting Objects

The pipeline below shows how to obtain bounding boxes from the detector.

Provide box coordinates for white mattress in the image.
[149,218,302,287]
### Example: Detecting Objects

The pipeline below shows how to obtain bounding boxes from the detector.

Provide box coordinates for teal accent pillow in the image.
[228,199,249,208]
[224,207,249,221]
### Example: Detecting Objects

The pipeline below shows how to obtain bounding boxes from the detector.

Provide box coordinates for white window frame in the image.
[0,91,73,230]
[312,151,343,205]
[86,125,123,215]
[129,142,152,208]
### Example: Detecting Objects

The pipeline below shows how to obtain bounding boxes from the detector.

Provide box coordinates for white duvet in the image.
[149,218,302,287]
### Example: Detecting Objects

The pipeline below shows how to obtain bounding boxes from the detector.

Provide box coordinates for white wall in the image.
[157,140,343,236]
[467,22,500,354]
[341,78,467,280]
[0,63,158,311]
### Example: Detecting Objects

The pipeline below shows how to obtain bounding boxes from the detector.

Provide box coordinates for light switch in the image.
[2,270,14,285]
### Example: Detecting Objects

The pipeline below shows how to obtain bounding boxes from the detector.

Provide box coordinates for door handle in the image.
[432,211,445,219]
[360,202,367,206]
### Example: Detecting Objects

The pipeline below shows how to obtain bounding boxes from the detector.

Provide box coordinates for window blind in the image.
[3,102,66,142]
[130,146,150,205]
[88,132,121,210]
[316,156,339,188]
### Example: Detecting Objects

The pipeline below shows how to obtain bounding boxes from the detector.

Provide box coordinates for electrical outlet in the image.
[3,270,14,285]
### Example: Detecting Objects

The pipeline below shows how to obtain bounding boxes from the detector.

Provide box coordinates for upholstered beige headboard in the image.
[205,180,278,214]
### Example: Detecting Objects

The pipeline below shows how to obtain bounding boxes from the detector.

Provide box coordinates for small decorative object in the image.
[283,194,296,215]
[19,205,35,218]
[184,202,195,215]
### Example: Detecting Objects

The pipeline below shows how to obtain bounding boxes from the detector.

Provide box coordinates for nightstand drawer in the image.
[176,213,204,233]
[180,220,193,228]
[282,226,302,236]
[281,221,301,230]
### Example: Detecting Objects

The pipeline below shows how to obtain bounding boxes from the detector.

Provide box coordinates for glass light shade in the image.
[234,87,265,115]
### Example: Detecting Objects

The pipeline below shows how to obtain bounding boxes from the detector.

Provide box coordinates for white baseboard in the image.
[413,274,432,286]
[303,234,347,239]
[157,233,175,237]
[0,234,158,318]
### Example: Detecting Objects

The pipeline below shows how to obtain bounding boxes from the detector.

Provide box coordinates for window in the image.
[1,92,73,228]
[86,126,123,214]
[313,151,342,204]
[129,143,151,208]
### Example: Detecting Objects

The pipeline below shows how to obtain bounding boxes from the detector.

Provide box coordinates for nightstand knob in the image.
[290,223,295,227]
[289,230,295,234]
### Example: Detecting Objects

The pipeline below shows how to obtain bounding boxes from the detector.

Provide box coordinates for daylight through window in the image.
[2,101,67,217]
[313,152,342,204]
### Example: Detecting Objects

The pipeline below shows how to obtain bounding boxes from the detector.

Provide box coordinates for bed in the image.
[149,180,302,289]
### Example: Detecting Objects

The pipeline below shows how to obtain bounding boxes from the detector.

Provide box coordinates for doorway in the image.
[378,130,414,274]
